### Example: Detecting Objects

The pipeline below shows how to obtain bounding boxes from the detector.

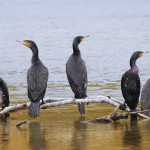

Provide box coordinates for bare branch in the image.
[41,96,120,109]
[0,95,149,121]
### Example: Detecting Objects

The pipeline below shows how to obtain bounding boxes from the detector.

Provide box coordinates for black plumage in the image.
[120,51,144,118]
[20,40,48,118]
[0,77,9,110]
[66,36,88,115]
[141,79,150,115]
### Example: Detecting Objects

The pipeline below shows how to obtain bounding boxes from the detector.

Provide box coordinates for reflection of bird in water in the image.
[120,51,144,118]
[0,116,9,123]
[69,116,88,150]
[0,77,9,110]
[141,120,150,141]
[66,36,89,115]
[0,116,9,149]
[17,40,49,118]
[122,119,142,149]
[29,122,47,150]
[141,79,150,115]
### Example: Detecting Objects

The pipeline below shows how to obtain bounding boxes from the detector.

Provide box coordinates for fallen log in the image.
[0,95,149,120]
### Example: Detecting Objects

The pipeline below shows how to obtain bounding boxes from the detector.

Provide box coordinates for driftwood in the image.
[16,121,27,128]
[87,106,127,123]
[87,107,150,123]
[0,95,150,121]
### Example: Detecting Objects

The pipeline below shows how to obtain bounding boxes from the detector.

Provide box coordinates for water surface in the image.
[0,0,150,149]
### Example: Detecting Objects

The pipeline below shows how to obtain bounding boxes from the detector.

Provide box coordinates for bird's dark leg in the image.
[40,99,45,105]
[130,109,137,119]
[85,94,89,105]
[5,113,10,118]
[1,103,5,110]
[119,102,127,110]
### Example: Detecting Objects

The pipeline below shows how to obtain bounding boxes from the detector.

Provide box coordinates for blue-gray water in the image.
[0,0,150,150]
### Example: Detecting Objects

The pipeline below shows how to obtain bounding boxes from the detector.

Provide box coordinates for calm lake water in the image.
[0,0,150,149]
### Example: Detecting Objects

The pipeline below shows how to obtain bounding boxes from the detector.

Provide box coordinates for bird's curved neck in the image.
[73,42,80,55]
[30,45,39,63]
[130,57,138,72]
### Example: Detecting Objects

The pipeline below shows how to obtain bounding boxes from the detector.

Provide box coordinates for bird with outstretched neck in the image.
[0,77,9,110]
[17,40,49,118]
[66,36,89,115]
[120,51,144,119]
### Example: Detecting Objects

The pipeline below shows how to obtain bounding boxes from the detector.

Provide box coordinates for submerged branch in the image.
[87,106,128,123]
[16,121,27,128]
[87,107,150,122]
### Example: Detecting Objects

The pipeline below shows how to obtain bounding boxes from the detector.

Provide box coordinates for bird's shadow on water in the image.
[122,119,142,150]
[69,116,88,150]
[29,122,47,150]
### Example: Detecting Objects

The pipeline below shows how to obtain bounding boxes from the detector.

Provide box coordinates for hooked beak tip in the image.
[16,40,24,44]
[84,35,89,38]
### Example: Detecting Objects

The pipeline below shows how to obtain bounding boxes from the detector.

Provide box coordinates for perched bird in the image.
[17,40,48,118]
[0,77,9,110]
[141,79,150,115]
[66,36,89,115]
[120,51,144,118]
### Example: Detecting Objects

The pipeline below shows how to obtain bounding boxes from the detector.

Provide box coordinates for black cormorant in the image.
[17,40,49,118]
[141,78,150,115]
[66,36,89,115]
[120,51,144,118]
[0,77,9,110]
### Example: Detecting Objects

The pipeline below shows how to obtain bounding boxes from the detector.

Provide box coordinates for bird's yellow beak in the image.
[16,40,30,47]
[140,53,144,57]
[81,37,84,41]
[23,41,29,47]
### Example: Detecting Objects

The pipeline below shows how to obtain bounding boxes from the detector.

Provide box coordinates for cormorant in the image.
[66,36,89,115]
[141,78,150,115]
[0,77,9,110]
[120,51,144,118]
[17,40,49,118]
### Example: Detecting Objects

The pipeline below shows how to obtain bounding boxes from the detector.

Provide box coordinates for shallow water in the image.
[0,0,150,149]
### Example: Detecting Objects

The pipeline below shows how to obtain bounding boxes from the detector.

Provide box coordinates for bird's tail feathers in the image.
[28,102,40,118]
[78,103,85,115]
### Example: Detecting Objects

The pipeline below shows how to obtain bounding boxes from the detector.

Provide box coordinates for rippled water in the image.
[0,0,150,149]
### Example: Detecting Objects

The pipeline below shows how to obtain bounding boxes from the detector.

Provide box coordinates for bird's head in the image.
[16,40,36,48]
[73,35,89,45]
